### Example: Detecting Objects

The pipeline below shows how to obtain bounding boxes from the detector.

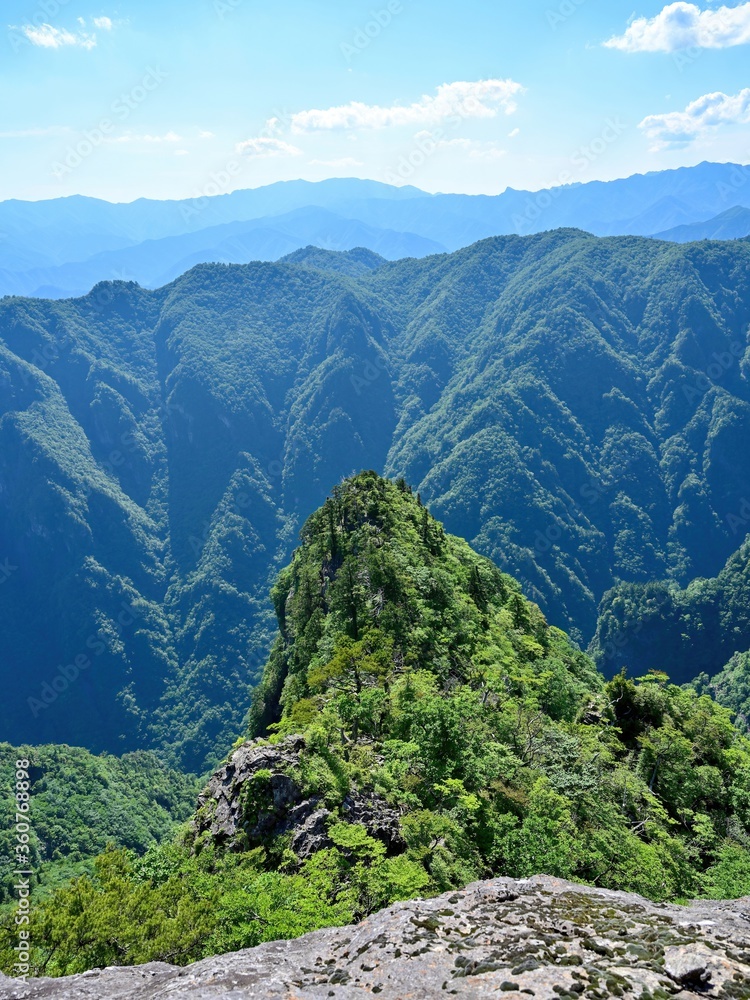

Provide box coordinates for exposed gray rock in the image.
[341,792,404,855]
[192,736,404,859]
[664,945,712,987]
[5,875,750,999]
[289,808,331,860]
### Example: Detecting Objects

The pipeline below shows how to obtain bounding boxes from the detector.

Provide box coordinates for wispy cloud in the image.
[287,79,524,132]
[236,137,303,158]
[14,22,96,49]
[11,16,116,50]
[640,88,750,148]
[605,2,750,52]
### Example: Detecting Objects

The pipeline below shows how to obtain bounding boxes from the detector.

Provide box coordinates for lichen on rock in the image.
[7,875,750,999]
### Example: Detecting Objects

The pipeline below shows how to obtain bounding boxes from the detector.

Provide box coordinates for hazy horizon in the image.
[3,0,750,203]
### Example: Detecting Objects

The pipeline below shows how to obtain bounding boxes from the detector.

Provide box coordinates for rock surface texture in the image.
[3,875,750,999]
[192,736,405,858]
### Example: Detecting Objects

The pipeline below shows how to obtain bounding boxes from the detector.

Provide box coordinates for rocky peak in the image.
[192,734,404,859]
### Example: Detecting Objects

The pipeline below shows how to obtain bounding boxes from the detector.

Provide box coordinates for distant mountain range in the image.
[0,207,440,299]
[1,161,749,298]
[655,205,750,243]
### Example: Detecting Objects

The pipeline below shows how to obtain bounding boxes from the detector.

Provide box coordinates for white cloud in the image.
[287,79,524,133]
[639,88,750,148]
[236,137,302,158]
[508,127,520,138]
[16,22,97,49]
[309,157,364,168]
[12,16,117,49]
[198,130,215,139]
[605,2,750,52]
[174,149,190,156]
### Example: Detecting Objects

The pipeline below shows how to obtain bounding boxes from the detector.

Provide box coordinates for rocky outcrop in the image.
[192,736,405,859]
[5,875,750,999]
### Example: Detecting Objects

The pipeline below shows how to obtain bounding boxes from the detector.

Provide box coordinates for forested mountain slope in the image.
[591,537,750,688]
[0,745,196,904]
[5,475,750,979]
[1,230,749,768]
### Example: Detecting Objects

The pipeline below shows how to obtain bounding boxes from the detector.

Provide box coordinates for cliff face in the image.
[5,875,749,999]
[191,734,405,859]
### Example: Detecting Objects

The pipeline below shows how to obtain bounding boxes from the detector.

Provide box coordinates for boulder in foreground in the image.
[4,875,749,999]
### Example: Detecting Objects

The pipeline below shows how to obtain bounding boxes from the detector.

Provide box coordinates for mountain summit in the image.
[9,473,750,979]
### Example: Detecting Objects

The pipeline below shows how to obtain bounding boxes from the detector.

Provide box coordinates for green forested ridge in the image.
[279,245,387,276]
[6,473,750,978]
[0,744,197,904]
[592,537,750,686]
[1,231,750,768]
[708,651,750,731]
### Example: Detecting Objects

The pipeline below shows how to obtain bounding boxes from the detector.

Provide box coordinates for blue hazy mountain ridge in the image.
[1,162,749,298]
[655,205,750,243]
[1,229,750,771]
[0,179,429,272]
[0,207,445,299]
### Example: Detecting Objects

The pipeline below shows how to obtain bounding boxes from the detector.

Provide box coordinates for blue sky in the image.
[1,0,749,202]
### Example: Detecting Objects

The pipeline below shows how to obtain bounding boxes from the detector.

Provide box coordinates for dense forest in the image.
[4,474,749,978]
[0,745,196,905]
[592,538,750,686]
[1,232,749,770]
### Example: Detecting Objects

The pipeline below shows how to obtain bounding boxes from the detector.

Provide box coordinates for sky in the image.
[1,0,749,203]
